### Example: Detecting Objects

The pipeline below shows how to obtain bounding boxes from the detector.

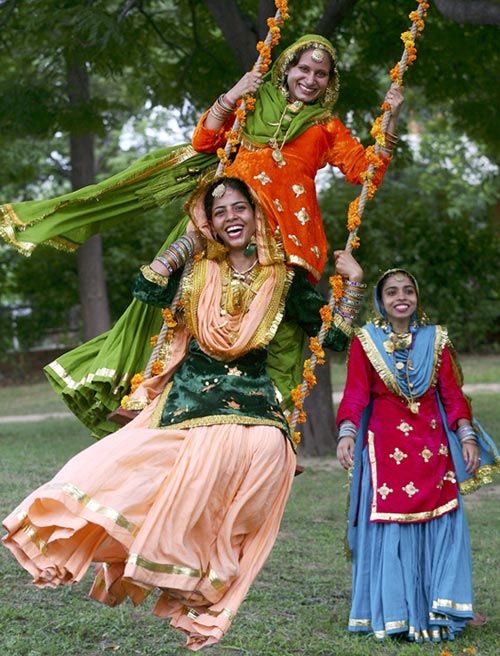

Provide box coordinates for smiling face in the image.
[285,49,332,104]
[210,186,256,253]
[380,273,418,331]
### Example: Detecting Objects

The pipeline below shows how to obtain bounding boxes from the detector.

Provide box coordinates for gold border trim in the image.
[140,264,170,288]
[46,482,139,535]
[159,413,286,432]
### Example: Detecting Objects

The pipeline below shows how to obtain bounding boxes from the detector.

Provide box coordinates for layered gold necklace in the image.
[220,259,264,316]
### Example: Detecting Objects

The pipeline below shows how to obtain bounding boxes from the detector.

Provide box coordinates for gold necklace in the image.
[220,260,261,316]
[268,100,303,167]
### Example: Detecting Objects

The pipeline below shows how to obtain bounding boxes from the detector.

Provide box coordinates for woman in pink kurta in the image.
[336,269,498,643]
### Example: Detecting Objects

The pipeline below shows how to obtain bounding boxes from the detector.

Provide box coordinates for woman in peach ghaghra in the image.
[2,176,366,651]
[336,269,499,643]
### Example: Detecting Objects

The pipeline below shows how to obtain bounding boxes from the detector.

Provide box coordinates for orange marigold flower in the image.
[291,386,304,409]
[120,394,130,409]
[235,108,246,125]
[245,96,256,111]
[150,334,158,347]
[131,373,144,387]
[462,647,476,656]
[151,360,164,376]
[319,304,333,326]
[303,367,317,390]
[380,100,391,112]
[292,431,301,447]
[297,410,307,424]
[330,274,344,302]
[347,198,362,232]
[365,145,383,169]
[350,235,361,250]
[216,147,229,165]
[390,63,402,85]
[162,308,178,328]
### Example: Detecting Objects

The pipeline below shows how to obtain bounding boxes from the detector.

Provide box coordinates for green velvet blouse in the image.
[132,265,349,441]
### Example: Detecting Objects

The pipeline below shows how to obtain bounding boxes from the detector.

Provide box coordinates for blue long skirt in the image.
[348,448,474,642]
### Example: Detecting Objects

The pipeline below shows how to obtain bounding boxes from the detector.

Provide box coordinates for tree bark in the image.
[315,0,358,36]
[434,0,500,26]
[202,0,259,71]
[66,59,111,340]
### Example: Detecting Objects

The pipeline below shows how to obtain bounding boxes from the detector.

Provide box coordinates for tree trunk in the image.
[66,59,111,340]
[434,0,500,25]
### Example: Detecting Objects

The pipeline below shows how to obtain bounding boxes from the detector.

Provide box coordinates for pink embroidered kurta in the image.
[337,337,472,522]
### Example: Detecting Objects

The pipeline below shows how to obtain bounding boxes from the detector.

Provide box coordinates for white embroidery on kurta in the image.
[389,447,408,465]
[292,184,305,197]
[402,481,419,497]
[430,418,438,429]
[310,245,320,259]
[288,234,302,247]
[397,421,413,437]
[443,470,457,484]
[420,447,433,463]
[294,208,311,225]
[377,483,393,500]
[225,366,242,376]
[273,198,284,212]
[254,171,272,185]
[438,443,449,456]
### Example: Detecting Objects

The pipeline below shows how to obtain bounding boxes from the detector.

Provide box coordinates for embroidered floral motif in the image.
[395,361,405,370]
[310,245,320,259]
[389,447,408,465]
[225,399,241,410]
[292,184,305,197]
[443,470,457,484]
[397,421,413,437]
[294,208,311,225]
[420,447,433,463]
[173,406,189,416]
[254,171,272,185]
[273,198,284,212]
[430,418,438,429]
[225,366,243,376]
[288,234,302,247]
[438,443,449,456]
[378,483,393,500]
[402,481,419,497]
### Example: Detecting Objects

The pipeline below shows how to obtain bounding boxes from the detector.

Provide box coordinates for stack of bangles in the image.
[208,93,236,122]
[335,279,367,322]
[457,424,478,444]
[382,130,398,153]
[154,234,200,277]
[338,420,357,442]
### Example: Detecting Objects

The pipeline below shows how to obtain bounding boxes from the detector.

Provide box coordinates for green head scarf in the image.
[243,34,339,145]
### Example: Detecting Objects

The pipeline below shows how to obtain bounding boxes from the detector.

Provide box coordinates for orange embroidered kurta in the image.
[192,111,390,281]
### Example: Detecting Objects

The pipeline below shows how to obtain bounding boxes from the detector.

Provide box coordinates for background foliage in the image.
[0,0,498,353]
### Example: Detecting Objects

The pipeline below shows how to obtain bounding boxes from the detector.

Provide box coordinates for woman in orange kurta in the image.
[193,34,404,281]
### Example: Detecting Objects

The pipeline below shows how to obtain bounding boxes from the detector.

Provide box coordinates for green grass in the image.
[0,411,498,655]
[331,353,500,388]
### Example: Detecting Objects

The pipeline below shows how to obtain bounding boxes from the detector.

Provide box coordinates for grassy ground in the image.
[0,356,498,655]
[330,353,500,388]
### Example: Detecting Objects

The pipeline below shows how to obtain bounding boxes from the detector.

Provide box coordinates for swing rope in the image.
[130,0,430,419]
[287,0,430,445]
[137,1,289,386]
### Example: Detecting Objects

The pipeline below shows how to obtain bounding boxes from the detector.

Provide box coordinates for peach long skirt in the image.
[2,399,296,651]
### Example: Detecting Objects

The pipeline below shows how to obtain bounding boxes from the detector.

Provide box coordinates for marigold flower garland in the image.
[215,0,289,174]
[288,0,431,446]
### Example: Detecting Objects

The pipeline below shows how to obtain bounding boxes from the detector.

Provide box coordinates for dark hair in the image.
[203,177,255,219]
[376,270,417,305]
[287,46,336,79]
